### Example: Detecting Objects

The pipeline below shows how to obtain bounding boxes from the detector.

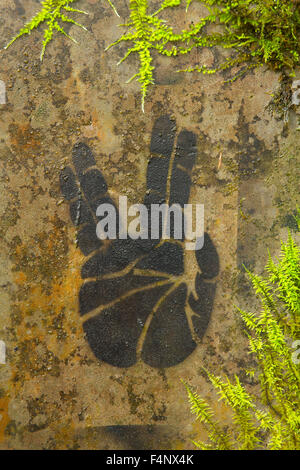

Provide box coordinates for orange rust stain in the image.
[52,421,77,449]
[7,237,85,394]
[14,271,27,285]
[0,397,10,443]
[9,123,41,157]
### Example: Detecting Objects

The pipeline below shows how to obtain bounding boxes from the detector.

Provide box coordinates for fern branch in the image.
[5,0,119,60]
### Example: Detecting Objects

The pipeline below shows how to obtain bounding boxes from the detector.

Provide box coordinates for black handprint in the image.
[60,116,219,368]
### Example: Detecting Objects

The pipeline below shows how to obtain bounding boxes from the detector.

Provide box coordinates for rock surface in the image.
[0,0,299,450]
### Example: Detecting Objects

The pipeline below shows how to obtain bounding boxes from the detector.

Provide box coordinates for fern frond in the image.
[186,228,300,450]
[108,0,182,110]
[5,0,88,60]
[182,380,233,450]
[5,0,119,60]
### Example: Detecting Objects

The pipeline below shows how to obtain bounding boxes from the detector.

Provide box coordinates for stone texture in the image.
[0,0,299,450]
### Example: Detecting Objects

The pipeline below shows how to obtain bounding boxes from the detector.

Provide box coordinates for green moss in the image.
[5,1,300,108]
[5,0,89,61]
[266,74,293,123]
[109,0,300,107]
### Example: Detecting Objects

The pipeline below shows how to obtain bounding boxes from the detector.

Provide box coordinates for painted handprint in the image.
[60,116,219,368]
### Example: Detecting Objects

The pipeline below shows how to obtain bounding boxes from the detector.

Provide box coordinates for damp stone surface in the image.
[0,0,299,450]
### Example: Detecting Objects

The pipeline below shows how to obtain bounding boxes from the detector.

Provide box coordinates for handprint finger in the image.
[196,233,220,279]
[72,143,108,203]
[189,272,216,340]
[169,130,197,208]
[162,129,197,241]
[60,143,116,256]
[144,115,176,209]
[60,166,78,201]
[72,142,96,176]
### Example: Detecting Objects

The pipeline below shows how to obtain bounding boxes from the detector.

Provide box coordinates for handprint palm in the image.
[60,116,219,368]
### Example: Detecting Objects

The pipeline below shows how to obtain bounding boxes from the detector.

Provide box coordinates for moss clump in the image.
[5,1,300,108]
[266,74,293,123]
[181,0,300,75]
[109,0,300,107]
